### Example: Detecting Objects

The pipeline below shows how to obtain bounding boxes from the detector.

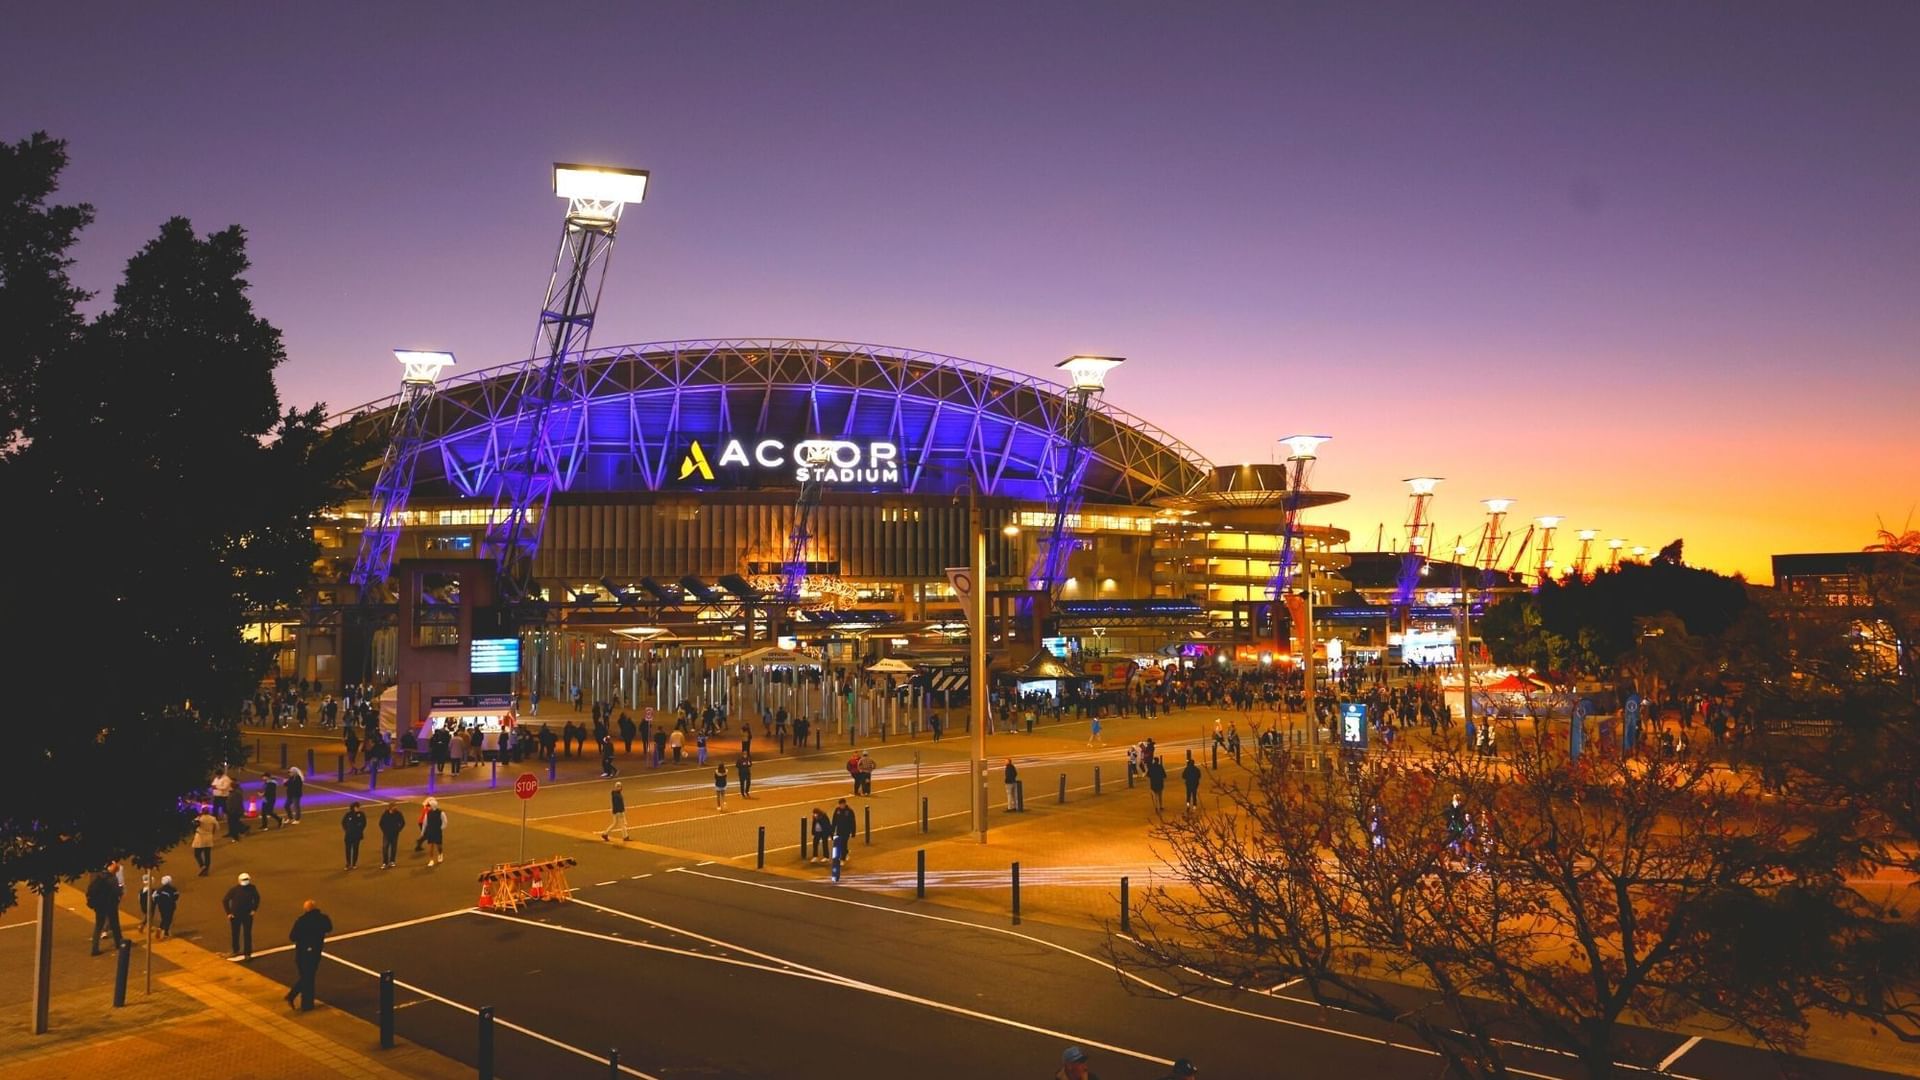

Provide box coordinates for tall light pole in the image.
[1607,537,1626,569]
[1534,515,1562,586]
[970,495,989,843]
[1280,435,1329,748]
[1574,529,1599,579]
[1479,498,1514,573]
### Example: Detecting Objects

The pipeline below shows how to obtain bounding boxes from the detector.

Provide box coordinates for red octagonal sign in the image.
[514,773,539,800]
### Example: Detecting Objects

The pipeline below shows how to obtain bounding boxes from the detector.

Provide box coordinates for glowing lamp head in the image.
[1404,476,1442,495]
[393,349,455,385]
[1576,529,1599,542]
[1409,535,1426,549]
[1608,538,1626,551]
[1001,522,1021,537]
[553,163,650,206]
[1279,434,1331,461]
[1057,355,1125,391]
[1453,545,1469,558]
[1537,515,1563,530]
[1631,546,1648,558]
[1482,498,1514,514]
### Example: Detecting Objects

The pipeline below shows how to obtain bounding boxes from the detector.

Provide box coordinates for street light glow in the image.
[1057,355,1125,391]
[1280,434,1331,461]
[393,349,455,385]
[1577,529,1599,542]
[1405,476,1443,495]
[1537,515,1563,529]
[553,163,650,205]
[1483,498,1514,514]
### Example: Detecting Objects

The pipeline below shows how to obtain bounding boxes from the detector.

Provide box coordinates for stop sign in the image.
[643,705,655,723]
[514,773,539,800]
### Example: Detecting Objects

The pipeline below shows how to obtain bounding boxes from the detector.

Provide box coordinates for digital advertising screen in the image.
[469,637,520,675]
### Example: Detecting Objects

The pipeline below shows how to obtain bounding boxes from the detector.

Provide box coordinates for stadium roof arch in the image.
[338,339,1215,506]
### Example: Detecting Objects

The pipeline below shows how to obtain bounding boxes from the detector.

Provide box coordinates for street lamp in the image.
[1574,529,1599,578]
[1534,515,1562,585]
[1607,537,1626,569]
[1479,499,1514,571]
[393,349,456,385]
[1279,435,1330,748]
[1057,355,1125,391]
[552,162,650,220]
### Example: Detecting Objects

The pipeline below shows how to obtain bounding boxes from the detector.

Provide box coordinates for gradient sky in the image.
[9,2,1917,581]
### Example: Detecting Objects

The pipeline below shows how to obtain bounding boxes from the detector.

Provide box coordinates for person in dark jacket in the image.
[227,785,249,841]
[809,807,832,862]
[283,900,334,1011]
[1181,752,1202,809]
[86,865,124,955]
[341,802,368,869]
[1003,758,1020,811]
[829,798,857,883]
[1146,755,1168,812]
[735,752,753,798]
[377,804,406,869]
[284,766,305,823]
[260,773,282,829]
[421,799,446,866]
[151,875,180,939]
[600,782,629,841]
[223,872,261,959]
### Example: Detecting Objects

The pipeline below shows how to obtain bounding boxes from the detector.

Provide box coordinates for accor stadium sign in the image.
[677,437,901,486]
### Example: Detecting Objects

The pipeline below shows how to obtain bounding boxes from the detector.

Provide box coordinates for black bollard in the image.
[1127,764,1135,789]
[920,797,928,833]
[307,748,316,775]
[368,761,379,791]
[1015,779,1025,812]
[112,941,131,1006]
[1011,861,1021,925]
[608,1049,620,1078]
[864,805,871,845]
[757,826,766,869]
[799,817,808,861]
[1120,876,1131,934]
[1234,741,1241,765]
[478,1006,495,1080]
[254,737,261,764]
[337,754,345,783]
[1058,773,1067,804]
[379,971,395,1048]
[1212,742,1218,770]
[916,850,926,899]
[548,755,557,781]
[280,742,289,769]
[427,767,436,794]
[1094,765,1101,795]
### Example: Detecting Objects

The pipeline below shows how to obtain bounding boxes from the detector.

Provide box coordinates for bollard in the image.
[369,761,379,791]
[478,1005,495,1080]
[491,760,498,788]
[757,826,766,869]
[1212,742,1218,770]
[1058,773,1067,804]
[864,806,871,845]
[1120,876,1131,934]
[112,941,131,1007]
[916,850,926,899]
[800,817,809,860]
[307,748,316,775]
[549,755,557,781]
[427,767,436,794]
[1015,779,1025,813]
[1011,861,1021,925]
[337,754,345,783]
[1127,764,1135,789]
[280,742,289,769]
[379,971,395,1048]
[609,1049,621,1078]
[1094,765,1101,795]
[920,797,929,833]
[254,738,261,764]
[1234,741,1241,765]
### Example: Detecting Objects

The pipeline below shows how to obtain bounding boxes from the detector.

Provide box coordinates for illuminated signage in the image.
[469,638,520,675]
[676,436,901,486]
[1340,702,1369,748]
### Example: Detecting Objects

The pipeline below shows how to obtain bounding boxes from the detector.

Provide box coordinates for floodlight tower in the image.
[1030,355,1124,597]
[1607,537,1626,569]
[1630,545,1648,562]
[1264,435,1329,747]
[479,163,649,599]
[1477,498,1514,573]
[1393,477,1442,608]
[1533,515,1562,586]
[1573,529,1599,579]
[350,350,456,593]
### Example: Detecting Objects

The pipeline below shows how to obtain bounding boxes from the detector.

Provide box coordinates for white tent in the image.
[722,645,822,668]
[865,657,918,675]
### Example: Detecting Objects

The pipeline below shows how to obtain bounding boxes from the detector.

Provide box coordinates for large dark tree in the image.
[0,132,93,450]
[1482,552,1750,677]
[0,145,366,913]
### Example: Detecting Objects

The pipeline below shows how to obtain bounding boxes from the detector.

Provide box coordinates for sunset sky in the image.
[8,2,1916,581]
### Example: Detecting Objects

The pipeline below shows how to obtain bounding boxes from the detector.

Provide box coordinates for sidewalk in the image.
[0,885,466,1079]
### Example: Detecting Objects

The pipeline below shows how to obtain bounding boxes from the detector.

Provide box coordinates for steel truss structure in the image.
[477,194,630,596]
[1029,383,1100,597]
[349,371,443,591]
[334,340,1212,509]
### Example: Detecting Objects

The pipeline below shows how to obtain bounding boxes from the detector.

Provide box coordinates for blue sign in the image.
[1340,702,1369,748]
[469,637,520,675]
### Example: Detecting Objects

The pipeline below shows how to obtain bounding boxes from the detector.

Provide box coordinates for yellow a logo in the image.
[678,440,714,480]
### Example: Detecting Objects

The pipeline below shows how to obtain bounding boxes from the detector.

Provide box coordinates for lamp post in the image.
[1280,435,1329,749]
[1574,529,1599,579]
[1479,498,1514,572]
[970,495,989,843]
[1607,537,1626,569]
[1534,515,1562,586]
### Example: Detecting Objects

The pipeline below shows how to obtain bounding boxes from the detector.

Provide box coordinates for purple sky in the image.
[10,2,1918,580]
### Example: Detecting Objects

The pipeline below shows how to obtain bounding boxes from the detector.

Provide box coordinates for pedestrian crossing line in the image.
[240,906,471,961]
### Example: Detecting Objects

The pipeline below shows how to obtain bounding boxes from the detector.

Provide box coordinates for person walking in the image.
[421,799,446,866]
[86,864,124,955]
[1003,758,1019,811]
[829,798,857,883]
[210,768,234,821]
[598,734,618,778]
[809,807,832,862]
[1146,755,1167,812]
[285,765,304,824]
[341,801,368,870]
[713,762,728,809]
[151,875,180,939]
[856,750,876,796]
[618,712,636,755]
[226,784,249,841]
[1181,752,1202,809]
[260,772,283,830]
[1088,716,1103,746]
[652,727,668,767]
[223,872,260,960]
[192,805,218,875]
[600,782,630,841]
[283,900,333,1011]
[735,752,753,799]
[377,804,406,869]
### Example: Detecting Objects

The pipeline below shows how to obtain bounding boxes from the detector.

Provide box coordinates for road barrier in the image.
[477,856,578,912]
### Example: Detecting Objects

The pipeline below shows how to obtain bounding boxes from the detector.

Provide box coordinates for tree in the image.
[0,197,367,914]
[1121,729,1920,1078]
[0,131,93,451]
[1481,559,1750,678]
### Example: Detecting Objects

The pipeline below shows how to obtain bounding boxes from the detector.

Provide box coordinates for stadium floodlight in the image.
[553,163,650,205]
[1405,476,1443,496]
[1483,498,1514,514]
[394,349,455,386]
[1537,515,1563,530]
[1057,355,1125,391]
[1280,434,1331,461]
[1608,538,1626,552]
[1577,529,1599,542]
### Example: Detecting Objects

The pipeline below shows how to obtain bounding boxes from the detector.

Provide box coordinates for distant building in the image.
[1771,551,1919,608]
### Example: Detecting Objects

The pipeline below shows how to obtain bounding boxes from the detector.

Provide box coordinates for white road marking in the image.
[1659,1036,1702,1072]
[236,906,472,960]
[0,921,38,932]
[321,944,662,1079]
[493,908,1174,1068]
